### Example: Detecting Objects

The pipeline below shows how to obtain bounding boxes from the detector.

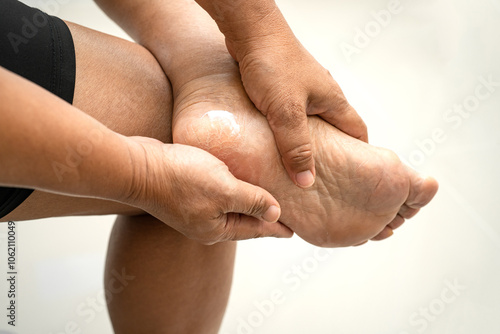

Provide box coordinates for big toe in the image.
[401,166,439,218]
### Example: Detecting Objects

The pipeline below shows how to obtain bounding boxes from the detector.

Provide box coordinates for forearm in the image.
[95,0,232,83]
[94,0,291,72]
[94,0,282,42]
[194,0,291,59]
[0,67,134,203]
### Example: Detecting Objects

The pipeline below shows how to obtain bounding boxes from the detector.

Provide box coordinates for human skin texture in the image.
[1,21,239,334]
[134,0,439,248]
[96,0,368,188]
[95,0,439,247]
[172,75,439,247]
[105,0,439,248]
[2,22,292,244]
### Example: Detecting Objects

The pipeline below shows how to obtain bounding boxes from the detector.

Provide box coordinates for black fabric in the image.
[0,0,76,218]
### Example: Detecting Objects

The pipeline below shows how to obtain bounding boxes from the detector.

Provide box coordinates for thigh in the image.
[3,21,173,221]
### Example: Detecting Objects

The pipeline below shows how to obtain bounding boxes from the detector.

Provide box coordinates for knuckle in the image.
[220,212,240,241]
[266,96,306,130]
[324,68,333,79]
[246,191,267,217]
[198,238,216,246]
[331,93,351,114]
[254,223,267,239]
[320,80,349,112]
[191,232,216,245]
[358,118,368,132]
[246,221,267,240]
[283,142,314,168]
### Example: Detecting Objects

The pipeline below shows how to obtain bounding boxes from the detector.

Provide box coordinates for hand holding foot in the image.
[173,81,438,247]
[151,2,438,247]
[125,137,292,244]
[106,0,438,247]
[196,0,368,188]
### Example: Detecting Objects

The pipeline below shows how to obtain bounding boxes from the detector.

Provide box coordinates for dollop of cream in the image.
[201,110,241,136]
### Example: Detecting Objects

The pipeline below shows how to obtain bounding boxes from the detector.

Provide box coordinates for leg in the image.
[105,215,235,334]
[154,2,439,248]
[3,21,172,221]
[174,74,439,247]
[3,21,235,333]
[101,0,437,247]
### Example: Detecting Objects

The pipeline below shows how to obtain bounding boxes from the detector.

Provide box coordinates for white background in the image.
[1,0,499,333]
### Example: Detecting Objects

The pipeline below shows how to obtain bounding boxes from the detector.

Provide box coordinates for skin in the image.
[174,91,438,247]
[0,23,289,243]
[1,1,439,333]
[2,21,171,221]
[96,0,368,188]
[100,2,437,331]
[2,21,239,333]
[100,0,438,247]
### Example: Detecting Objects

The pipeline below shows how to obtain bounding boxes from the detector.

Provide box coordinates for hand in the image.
[124,137,293,244]
[225,16,368,189]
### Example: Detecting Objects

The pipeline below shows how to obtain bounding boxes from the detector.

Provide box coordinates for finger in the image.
[319,104,368,143]
[223,213,294,241]
[225,178,282,223]
[265,100,316,188]
[308,83,368,142]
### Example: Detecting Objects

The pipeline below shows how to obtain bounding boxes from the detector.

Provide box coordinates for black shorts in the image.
[0,0,76,218]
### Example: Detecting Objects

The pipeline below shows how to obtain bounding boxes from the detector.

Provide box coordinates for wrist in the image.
[118,137,171,212]
[215,2,291,62]
[78,131,140,205]
[195,0,289,59]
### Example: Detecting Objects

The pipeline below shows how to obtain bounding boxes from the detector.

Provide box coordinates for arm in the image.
[0,66,290,243]
[95,0,368,188]
[94,0,438,247]
[0,66,134,200]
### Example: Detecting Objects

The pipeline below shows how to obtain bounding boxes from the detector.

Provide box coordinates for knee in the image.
[112,214,202,248]
[69,22,173,143]
[120,46,174,143]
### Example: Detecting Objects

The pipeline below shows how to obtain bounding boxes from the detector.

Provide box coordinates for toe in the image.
[405,167,439,210]
[388,214,405,230]
[353,240,368,247]
[371,226,394,241]
[398,204,420,219]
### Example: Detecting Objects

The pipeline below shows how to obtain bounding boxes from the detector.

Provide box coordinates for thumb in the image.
[221,179,294,241]
[265,102,316,188]
[226,179,281,223]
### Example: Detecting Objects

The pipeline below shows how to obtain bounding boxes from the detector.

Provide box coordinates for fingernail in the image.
[263,205,281,223]
[296,170,315,188]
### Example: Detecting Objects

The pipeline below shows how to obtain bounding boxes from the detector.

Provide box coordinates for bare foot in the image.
[171,68,438,247]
